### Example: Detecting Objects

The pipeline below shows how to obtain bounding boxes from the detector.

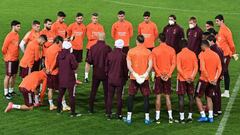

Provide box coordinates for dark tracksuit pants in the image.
[58,86,76,114]
[89,78,108,113]
[107,84,123,116]
[213,79,222,113]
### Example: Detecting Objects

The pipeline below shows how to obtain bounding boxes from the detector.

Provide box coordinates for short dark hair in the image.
[179,39,188,49]
[207,35,216,43]
[215,14,224,21]
[32,20,40,25]
[118,10,125,15]
[137,35,144,43]
[169,15,176,20]
[39,34,48,42]
[53,36,64,44]
[76,12,83,17]
[143,11,150,17]
[201,40,210,47]
[11,20,20,27]
[44,18,52,24]
[92,13,98,16]
[189,16,197,22]
[57,11,66,17]
[207,28,217,36]
[206,20,214,26]
[158,33,166,42]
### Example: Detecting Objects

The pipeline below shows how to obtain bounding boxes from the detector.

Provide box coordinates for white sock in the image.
[188,113,193,119]
[4,88,8,95]
[75,73,78,80]
[145,113,150,121]
[156,111,160,120]
[62,100,67,107]
[34,95,39,104]
[225,90,229,94]
[48,100,54,106]
[200,111,206,117]
[180,112,185,120]
[9,88,14,93]
[209,110,213,118]
[12,104,21,109]
[168,110,173,119]
[85,72,88,79]
[127,112,132,121]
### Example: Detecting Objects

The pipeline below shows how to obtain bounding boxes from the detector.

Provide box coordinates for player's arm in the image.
[154,24,159,40]
[167,51,176,77]
[111,24,116,39]
[40,76,47,103]
[199,54,209,80]
[19,31,31,52]
[176,55,185,79]
[226,30,236,54]
[215,56,222,81]
[2,35,11,55]
[129,23,133,38]
[70,54,78,70]
[138,24,141,35]
[191,54,199,79]
[34,45,40,61]
[152,52,160,76]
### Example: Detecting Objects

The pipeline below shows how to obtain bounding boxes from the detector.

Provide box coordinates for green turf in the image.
[0,0,240,135]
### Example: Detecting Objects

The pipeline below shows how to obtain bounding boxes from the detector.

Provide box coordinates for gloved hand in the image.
[232,53,239,61]
[140,71,149,79]
[132,71,139,79]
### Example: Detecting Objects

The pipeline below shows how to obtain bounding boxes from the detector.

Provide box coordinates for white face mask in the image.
[168,20,175,25]
[189,24,195,29]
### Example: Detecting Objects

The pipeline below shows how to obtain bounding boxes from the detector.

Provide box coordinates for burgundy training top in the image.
[187,25,203,55]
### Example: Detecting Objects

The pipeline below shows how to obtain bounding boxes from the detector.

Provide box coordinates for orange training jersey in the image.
[19,40,41,68]
[23,29,40,45]
[177,48,198,81]
[152,43,176,77]
[86,22,105,49]
[111,20,133,47]
[2,31,19,61]
[199,48,222,82]
[216,24,236,56]
[67,22,86,50]
[40,28,56,57]
[51,20,68,39]
[19,70,47,101]
[127,45,152,80]
[45,44,61,75]
[138,21,158,48]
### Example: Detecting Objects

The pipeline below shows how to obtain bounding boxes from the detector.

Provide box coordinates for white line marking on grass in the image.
[216,75,240,135]
[103,0,240,15]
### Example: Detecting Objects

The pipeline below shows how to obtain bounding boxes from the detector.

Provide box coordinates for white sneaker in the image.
[221,91,230,98]
[63,105,71,111]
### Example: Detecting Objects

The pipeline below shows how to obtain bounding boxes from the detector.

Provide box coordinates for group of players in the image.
[2,10,237,125]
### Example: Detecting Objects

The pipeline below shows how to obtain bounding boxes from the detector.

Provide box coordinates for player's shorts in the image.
[176,80,194,95]
[5,60,19,76]
[154,77,172,95]
[32,60,40,72]
[128,80,150,96]
[72,49,83,63]
[19,66,31,78]
[195,80,215,98]
[47,74,59,90]
[19,87,34,107]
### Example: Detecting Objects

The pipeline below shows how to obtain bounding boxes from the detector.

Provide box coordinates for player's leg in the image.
[57,87,66,113]
[222,56,231,98]
[102,79,109,114]
[89,78,100,113]
[106,84,115,119]
[116,86,123,119]
[3,75,11,99]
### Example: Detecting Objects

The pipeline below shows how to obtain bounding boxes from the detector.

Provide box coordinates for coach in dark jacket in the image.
[87,32,112,113]
[57,41,79,117]
[105,39,128,119]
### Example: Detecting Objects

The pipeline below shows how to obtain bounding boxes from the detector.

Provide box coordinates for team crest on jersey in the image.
[173,29,176,34]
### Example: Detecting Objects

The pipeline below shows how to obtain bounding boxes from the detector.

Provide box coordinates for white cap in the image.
[62,41,72,49]
[115,39,124,49]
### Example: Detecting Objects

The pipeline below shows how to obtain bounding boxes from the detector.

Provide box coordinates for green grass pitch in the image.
[0,0,240,135]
